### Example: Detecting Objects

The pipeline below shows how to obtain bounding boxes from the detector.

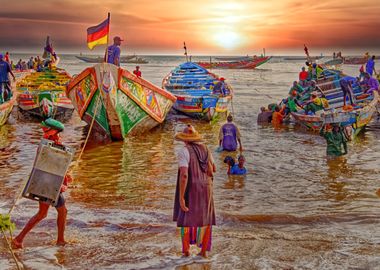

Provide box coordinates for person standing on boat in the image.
[133,66,141,77]
[299,67,309,87]
[107,36,123,66]
[339,78,356,107]
[12,118,73,249]
[213,77,229,96]
[366,55,376,76]
[219,114,243,152]
[320,123,348,158]
[0,53,15,103]
[173,124,216,258]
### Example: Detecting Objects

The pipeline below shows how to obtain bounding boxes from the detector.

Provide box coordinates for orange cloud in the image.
[0,0,379,54]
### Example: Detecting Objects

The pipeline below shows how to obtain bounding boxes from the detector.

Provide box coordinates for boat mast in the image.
[183,42,189,62]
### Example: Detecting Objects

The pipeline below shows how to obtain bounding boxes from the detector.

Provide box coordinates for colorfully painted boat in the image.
[291,70,379,138]
[76,55,148,64]
[0,88,16,126]
[16,68,73,119]
[162,62,232,121]
[214,56,252,61]
[66,63,176,142]
[197,56,271,69]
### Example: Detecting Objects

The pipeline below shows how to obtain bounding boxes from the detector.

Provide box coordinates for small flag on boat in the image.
[87,17,110,50]
[304,44,310,57]
[183,42,187,56]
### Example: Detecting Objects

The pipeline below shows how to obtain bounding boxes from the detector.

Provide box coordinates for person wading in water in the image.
[173,124,216,258]
[12,118,73,249]
[218,114,243,152]
[320,123,348,158]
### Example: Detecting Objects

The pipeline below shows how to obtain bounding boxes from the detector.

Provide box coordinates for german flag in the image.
[87,17,109,50]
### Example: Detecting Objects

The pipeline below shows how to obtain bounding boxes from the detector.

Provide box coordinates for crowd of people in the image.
[258,54,379,127]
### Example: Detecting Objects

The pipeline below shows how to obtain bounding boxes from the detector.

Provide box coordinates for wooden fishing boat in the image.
[214,56,252,61]
[76,55,148,64]
[66,63,176,142]
[343,57,368,65]
[323,58,343,66]
[291,70,379,138]
[16,68,73,119]
[162,62,232,121]
[0,87,16,126]
[283,56,324,61]
[197,56,271,69]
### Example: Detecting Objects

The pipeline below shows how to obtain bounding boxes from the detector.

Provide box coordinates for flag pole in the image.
[184,42,188,62]
[104,12,111,63]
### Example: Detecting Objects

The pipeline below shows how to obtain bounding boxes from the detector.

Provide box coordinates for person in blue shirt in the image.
[0,53,15,103]
[366,55,376,76]
[224,155,247,175]
[107,36,123,66]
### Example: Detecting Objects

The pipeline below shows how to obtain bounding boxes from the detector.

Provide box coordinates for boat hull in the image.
[66,63,176,141]
[0,94,16,126]
[197,56,271,69]
[173,95,231,121]
[162,62,232,121]
[291,91,379,138]
[16,69,73,120]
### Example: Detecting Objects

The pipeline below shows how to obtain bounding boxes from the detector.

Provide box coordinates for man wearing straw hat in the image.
[173,124,216,258]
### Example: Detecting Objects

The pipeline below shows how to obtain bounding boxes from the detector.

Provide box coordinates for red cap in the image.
[220,77,225,81]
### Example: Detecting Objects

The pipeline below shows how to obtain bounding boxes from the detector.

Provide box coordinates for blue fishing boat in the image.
[162,62,232,121]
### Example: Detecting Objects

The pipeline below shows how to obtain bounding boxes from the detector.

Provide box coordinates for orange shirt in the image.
[272,111,284,125]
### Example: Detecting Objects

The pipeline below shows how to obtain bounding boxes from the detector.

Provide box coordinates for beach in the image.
[1,55,380,269]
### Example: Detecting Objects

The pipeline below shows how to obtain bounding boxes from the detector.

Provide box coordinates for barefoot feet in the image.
[11,238,24,249]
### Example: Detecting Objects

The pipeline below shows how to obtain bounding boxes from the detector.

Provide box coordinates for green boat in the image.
[66,63,176,142]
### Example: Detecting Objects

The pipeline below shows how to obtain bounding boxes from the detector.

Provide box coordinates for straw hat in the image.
[175,124,202,142]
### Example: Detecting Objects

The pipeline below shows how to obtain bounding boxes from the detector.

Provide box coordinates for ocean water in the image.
[0,54,380,270]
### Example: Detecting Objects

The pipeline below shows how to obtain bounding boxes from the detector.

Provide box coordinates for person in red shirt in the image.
[299,67,309,87]
[4,52,10,63]
[133,66,142,78]
[12,118,73,249]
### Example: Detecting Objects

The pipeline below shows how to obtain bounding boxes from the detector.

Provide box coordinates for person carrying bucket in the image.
[12,118,73,249]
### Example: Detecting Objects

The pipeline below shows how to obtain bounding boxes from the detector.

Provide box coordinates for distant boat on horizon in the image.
[76,55,148,64]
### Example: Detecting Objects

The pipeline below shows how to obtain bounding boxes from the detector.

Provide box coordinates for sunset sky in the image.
[1,0,379,55]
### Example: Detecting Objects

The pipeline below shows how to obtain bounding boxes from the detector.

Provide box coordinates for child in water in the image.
[224,155,247,175]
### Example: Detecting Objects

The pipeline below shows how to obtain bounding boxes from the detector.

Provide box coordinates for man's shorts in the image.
[54,193,66,208]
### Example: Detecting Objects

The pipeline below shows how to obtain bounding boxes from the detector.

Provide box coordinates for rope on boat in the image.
[75,93,102,164]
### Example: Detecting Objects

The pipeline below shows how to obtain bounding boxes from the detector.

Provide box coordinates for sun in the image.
[213,31,241,49]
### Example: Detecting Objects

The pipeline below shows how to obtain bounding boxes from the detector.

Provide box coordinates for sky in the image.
[0,0,380,55]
